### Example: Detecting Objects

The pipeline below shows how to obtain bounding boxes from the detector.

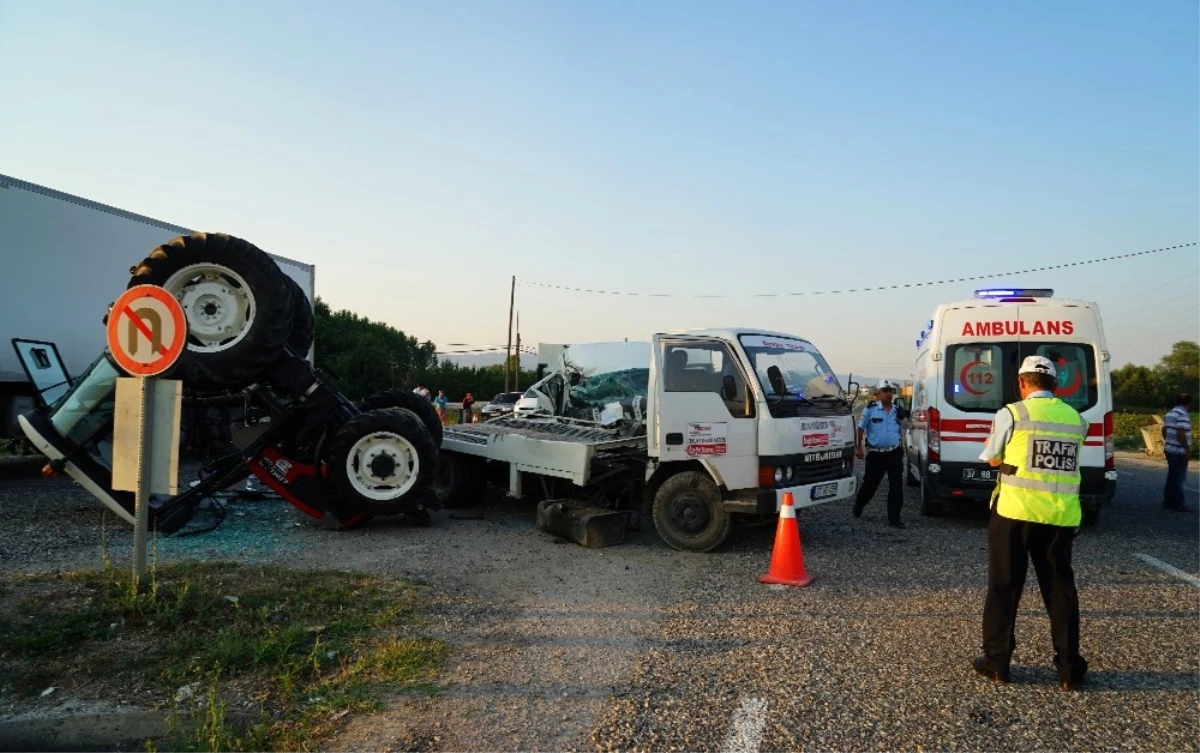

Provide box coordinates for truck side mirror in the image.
[721,375,737,401]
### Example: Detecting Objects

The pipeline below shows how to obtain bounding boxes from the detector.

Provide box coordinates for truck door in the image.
[654,336,758,490]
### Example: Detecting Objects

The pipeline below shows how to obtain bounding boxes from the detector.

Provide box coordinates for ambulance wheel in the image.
[329,408,437,518]
[360,389,443,447]
[128,233,292,390]
[652,471,731,552]
[919,464,943,517]
[430,452,484,508]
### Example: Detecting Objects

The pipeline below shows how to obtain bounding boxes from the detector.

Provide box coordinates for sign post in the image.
[106,285,187,585]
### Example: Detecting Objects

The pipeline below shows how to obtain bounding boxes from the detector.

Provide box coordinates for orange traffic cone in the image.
[759,492,813,587]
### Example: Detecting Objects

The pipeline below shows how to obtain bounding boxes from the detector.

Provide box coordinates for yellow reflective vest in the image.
[992,397,1088,527]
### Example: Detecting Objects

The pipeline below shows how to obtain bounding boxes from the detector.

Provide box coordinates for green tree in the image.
[1111,364,1160,409]
[312,297,537,403]
[1154,341,1200,401]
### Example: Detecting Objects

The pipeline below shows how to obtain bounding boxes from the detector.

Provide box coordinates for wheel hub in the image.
[668,493,711,534]
[369,452,398,478]
[345,430,420,501]
[164,265,256,353]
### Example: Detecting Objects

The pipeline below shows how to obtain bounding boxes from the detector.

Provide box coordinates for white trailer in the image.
[433,328,859,552]
[0,174,314,438]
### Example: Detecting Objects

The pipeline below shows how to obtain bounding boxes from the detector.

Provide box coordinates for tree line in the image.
[1111,340,1199,411]
[312,297,536,403]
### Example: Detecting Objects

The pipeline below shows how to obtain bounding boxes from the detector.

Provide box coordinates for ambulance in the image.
[906,288,1117,525]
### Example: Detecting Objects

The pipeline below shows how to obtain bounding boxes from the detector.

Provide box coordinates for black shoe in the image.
[852,502,864,518]
[973,656,1011,683]
[888,520,906,529]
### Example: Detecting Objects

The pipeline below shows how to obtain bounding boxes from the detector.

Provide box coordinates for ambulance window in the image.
[946,344,1006,412]
[1030,344,1096,412]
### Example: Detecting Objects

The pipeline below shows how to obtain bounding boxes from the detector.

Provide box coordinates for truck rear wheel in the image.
[127,233,292,390]
[652,471,731,552]
[329,408,437,518]
[430,452,485,508]
[361,389,443,447]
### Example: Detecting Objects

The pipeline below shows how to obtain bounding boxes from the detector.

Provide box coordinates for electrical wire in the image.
[520,242,1197,299]
[1103,270,1200,311]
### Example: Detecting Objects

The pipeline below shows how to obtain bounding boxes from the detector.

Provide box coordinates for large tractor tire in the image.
[360,388,443,447]
[651,471,731,552]
[329,408,437,518]
[127,233,293,391]
[284,275,314,357]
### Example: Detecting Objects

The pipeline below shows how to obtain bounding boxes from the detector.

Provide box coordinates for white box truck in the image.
[0,174,314,440]
[432,328,859,551]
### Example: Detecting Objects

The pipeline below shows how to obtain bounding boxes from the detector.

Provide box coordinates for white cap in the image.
[877,379,898,391]
[1019,355,1056,378]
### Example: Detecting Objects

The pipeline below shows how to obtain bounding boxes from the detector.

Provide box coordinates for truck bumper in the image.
[724,476,858,515]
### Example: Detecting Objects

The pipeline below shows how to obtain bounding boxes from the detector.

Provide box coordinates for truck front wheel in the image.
[652,471,731,552]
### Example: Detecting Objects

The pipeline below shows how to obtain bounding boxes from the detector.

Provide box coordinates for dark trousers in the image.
[1164,452,1189,509]
[855,447,903,523]
[982,511,1086,680]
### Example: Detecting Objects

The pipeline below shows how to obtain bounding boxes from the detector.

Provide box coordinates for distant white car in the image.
[481,392,523,419]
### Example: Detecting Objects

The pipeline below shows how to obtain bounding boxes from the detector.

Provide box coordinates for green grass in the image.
[0,563,446,751]
[1112,410,1199,458]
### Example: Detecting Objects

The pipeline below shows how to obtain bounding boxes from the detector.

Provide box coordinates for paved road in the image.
[587,451,1199,752]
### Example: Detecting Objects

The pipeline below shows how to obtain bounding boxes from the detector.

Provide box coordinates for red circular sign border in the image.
[106,285,187,377]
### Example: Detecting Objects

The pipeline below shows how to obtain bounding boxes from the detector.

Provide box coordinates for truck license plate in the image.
[810,482,839,500]
[962,468,994,482]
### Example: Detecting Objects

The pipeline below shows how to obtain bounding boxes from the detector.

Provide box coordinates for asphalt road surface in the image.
[2,451,1196,752]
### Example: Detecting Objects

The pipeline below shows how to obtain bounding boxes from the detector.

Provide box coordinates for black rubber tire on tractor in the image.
[328,408,438,519]
[284,275,314,357]
[651,471,732,552]
[127,233,293,391]
[430,452,486,508]
[360,388,443,448]
[919,463,944,517]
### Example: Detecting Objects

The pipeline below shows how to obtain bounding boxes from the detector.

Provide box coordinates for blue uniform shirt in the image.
[858,401,903,449]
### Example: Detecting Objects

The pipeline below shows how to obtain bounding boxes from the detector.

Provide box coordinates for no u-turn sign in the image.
[106,285,187,377]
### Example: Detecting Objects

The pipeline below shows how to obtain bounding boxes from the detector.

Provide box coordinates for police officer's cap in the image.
[1019,355,1056,378]
[876,379,898,392]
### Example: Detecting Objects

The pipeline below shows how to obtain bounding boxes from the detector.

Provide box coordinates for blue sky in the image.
[1,0,1196,376]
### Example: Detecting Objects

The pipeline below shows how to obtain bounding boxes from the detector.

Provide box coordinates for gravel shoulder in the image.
[1,451,1196,751]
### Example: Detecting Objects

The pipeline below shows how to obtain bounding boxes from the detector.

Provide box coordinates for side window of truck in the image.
[662,342,753,418]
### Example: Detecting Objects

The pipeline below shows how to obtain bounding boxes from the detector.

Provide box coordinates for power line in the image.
[1103,269,1199,311]
[521,242,1197,299]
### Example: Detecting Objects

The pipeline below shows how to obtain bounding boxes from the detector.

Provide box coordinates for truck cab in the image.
[644,329,857,549]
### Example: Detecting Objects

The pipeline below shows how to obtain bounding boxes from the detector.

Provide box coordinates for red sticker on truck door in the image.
[686,423,728,456]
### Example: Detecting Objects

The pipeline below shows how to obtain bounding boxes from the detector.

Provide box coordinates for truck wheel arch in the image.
[642,460,720,513]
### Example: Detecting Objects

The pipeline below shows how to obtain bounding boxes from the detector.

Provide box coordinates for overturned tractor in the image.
[18,232,440,533]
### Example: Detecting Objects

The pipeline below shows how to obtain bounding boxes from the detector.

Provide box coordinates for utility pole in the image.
[505,275,515,391]
[514,311,521,392]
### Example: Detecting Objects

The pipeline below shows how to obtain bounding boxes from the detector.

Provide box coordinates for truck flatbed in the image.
[442,417,645,486]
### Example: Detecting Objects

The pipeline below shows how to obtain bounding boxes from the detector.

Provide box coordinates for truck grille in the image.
[796,457,844,485]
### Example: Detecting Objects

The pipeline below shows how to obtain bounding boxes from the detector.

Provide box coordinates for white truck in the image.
[0,174,315,441]
[431,329,858,551]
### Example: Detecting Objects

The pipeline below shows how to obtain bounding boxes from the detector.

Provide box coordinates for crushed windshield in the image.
[738,334,845,401]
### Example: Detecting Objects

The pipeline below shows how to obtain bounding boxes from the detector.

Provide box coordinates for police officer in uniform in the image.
[853,379,908,528]
[974,356,1089,690]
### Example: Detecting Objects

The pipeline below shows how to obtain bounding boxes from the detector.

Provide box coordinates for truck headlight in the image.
[774,467,784,485]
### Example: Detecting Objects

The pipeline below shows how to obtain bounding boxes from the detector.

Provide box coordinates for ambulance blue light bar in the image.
[973,288,1054,300]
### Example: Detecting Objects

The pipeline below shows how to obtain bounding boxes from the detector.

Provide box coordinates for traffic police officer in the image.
[853,379,907,528]
[974,355,1089,691]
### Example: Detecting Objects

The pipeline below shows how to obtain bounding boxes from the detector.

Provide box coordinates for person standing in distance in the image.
[461,391,475,424]
[974,355,1090,691]
[853,379,908,528]
[1162,393,1193,512]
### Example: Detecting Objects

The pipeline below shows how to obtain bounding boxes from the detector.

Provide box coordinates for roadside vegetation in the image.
[0,562,446,751]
